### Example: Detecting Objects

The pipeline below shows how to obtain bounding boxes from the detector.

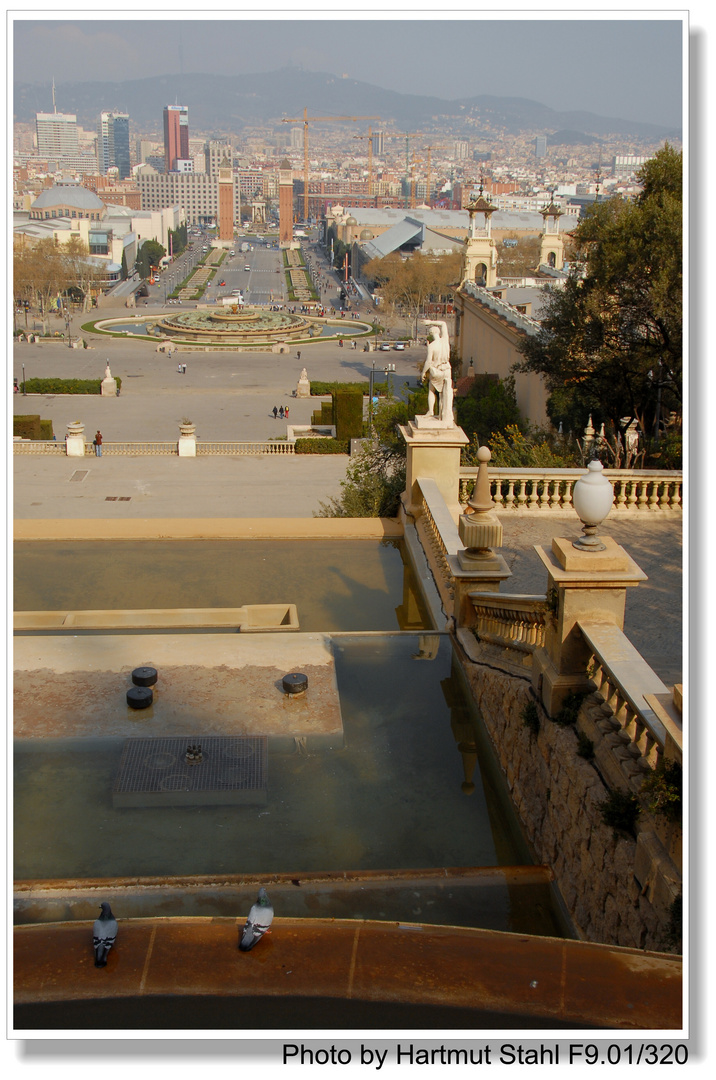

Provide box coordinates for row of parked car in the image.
[379,341,407,351]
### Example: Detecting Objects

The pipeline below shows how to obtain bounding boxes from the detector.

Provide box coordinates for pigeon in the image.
[93,902,118,967]
[239,888,274,951]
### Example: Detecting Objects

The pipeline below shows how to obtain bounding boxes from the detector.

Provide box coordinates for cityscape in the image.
[11,13,687,1055]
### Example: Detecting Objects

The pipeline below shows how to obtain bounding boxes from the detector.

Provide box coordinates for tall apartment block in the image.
[205,140,233,177]
[98,112,130,178]
[36,112,79,157]
[163,105,189,172]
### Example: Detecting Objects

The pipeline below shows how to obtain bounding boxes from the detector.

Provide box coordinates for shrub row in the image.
[310,381,367,396]
[294,438,349,455]
[22,377,122,395]
[14,414,54,439]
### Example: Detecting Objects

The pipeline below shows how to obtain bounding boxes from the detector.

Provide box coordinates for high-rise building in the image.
[534,136,547,159]
[205,140,233,177]
[371,130,384,156]
[36,112,79,157]
[98,112,130,179]
[163,105,189,172]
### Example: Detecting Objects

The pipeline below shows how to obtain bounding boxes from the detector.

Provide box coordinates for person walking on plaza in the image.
[279,406,285,419]
[94,430,103,457]
[273,406,278,419]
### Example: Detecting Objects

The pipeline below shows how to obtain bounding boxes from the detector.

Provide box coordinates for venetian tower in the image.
[217,156,234,244]
[462,181,498,288]
[539,192,565,270]
[279,158,294,248]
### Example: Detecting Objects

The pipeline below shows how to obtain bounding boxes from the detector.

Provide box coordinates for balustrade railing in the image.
[459,468,682,514]
[415,477,459,602]
[13,440,65,454]
[86,442,177,456]
[578,621,680,774]
[14,440,296,456]
[469,592,548,653]
[197,441,295,456]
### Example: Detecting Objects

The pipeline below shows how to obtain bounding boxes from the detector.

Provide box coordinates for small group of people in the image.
[272,406,289,420]
[177,363,187,374]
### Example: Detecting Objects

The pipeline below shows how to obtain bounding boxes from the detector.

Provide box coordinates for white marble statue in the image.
[104,362,112,380]
[420,321,454,424]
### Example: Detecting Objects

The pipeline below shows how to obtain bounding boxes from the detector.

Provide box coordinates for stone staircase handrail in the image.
[577,620,681,769]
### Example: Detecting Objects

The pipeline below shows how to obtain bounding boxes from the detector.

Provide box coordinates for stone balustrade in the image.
[414,477,460,606]
[468,591,548,653]
[13,440,66,454]
[577,621,680,772]
[197,441,295,456]
[459,468,682,514]
[14,440,296,457]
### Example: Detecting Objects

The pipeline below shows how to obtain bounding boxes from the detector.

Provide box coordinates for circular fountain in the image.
[90,307,372,349]
[154,306,315,345]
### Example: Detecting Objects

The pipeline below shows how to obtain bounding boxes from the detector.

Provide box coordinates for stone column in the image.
[531,536,647,716]
[399,416,469,520]
[65,421,86,457]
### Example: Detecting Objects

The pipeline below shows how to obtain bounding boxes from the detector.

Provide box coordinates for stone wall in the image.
[458,638,680,953]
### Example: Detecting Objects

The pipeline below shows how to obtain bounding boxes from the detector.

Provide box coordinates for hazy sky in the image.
[11,14,684,128]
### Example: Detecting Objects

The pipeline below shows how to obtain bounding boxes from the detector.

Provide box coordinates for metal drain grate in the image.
[105,496,132,501]
[69,471,88,482]
[112,735,267,808]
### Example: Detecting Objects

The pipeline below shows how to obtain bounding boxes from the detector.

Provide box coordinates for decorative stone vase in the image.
[572,460,614,549]
[179,422,196,437]
[65,421,86,458]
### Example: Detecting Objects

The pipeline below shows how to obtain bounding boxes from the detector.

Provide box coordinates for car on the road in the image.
[393,342,406,350]
[244,265,251,272]
[218,280,226,287]
[379,342,392,351]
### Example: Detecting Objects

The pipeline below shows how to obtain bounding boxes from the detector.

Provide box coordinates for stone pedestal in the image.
[65,422,85,457]
[531,535,647,716]
[178,424,197,457]
[399,420,469,519]
[296,368,311,397]
[101,377,117,397]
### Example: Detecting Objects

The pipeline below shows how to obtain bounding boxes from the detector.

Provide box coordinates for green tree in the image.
[315,392,427,518]
[516,144,682,445]
[135,239,166,279]
[455,374,524,447]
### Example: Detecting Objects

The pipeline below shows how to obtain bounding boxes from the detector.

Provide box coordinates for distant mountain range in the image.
[14,68,680,142]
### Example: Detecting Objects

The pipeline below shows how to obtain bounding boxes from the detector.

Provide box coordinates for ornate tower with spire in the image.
[462,180,498,288]
[539,191,565,270]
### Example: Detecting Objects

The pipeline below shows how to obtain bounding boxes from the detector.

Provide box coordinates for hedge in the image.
[309,381,368,396]
[334,390,363,441]
[294,438,349,455]
[14,414,41,439]
[22,377,122,395]
[14,415,54,439]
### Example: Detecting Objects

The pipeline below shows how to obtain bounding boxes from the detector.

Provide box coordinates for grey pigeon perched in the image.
[239,888,274,951]
[93,902,118,967]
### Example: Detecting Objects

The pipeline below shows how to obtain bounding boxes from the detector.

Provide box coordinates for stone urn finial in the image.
[572,460,614,551]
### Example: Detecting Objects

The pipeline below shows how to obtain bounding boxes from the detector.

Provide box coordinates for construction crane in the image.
[352,125,380,200]
[386,132,425,208]
[408,155,424,210]
[282,110,380,222]
[421,143,444,209]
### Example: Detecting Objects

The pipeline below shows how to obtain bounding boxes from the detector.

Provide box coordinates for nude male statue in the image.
[420,321,454,424]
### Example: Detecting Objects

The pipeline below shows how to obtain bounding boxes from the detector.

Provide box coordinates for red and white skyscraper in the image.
[163,105,189,173]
